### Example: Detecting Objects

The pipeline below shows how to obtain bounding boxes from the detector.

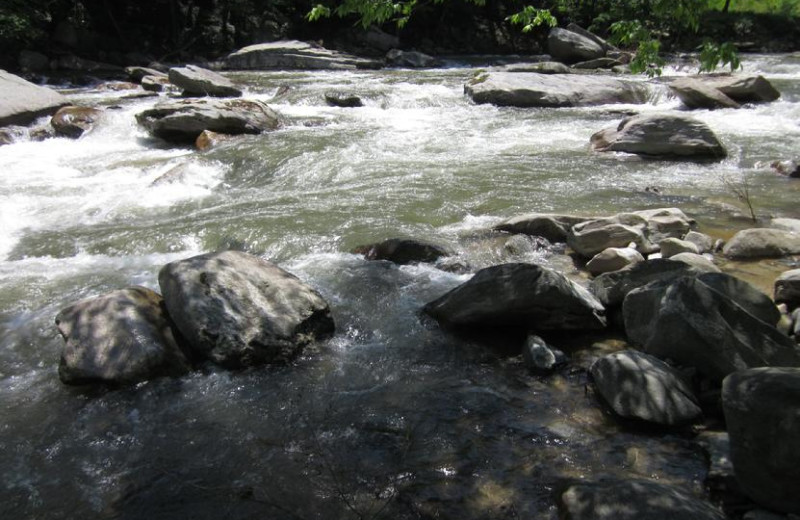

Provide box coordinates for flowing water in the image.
[2,54,800,519]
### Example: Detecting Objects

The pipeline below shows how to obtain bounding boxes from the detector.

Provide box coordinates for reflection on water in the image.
[1,55,799,518]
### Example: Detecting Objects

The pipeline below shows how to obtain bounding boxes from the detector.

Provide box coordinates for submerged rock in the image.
[354,238,450,265]
[723,368,800,514]
[136,98,281,144]
[591,114,727,160]
[0,69,68,127]
[423,263,606,332]
[522,334,567,374]
[168,64,242,97]
[558,479,725,520]
[51,106,103,138]
[623,274,798,382]
[465,72,649,108]
[722,228,800,259]
[324,91,364,107]
[56,287,191,385]
[158,250,335,368]
[590,349,702,425]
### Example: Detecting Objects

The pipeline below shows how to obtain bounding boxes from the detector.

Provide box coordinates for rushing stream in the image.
[2,54,800,519]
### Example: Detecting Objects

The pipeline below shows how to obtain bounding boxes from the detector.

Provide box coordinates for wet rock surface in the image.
[0,70,68,126]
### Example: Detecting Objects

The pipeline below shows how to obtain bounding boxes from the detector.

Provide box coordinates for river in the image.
[1,54,799,519]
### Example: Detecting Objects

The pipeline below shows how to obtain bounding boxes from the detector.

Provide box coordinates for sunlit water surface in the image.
[1,54,799,519]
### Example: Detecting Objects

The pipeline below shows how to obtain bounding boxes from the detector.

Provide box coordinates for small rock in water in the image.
[522,335,567,374]
[324,91,363,107]
[353,238,450,265]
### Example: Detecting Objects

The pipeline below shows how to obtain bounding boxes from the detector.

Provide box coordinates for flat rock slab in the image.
[722,228,800,259]
[56,286,191,385]
[223,40,381,70]
[158,250,335,368]
[423,262,606,332]
[136,98,281,144]
[558,479,725,520]
[168,65,241,97]
[591,349,702,425]
[464,72,650,107]
[591,113,727,160]
[723,368,800,514]
[0,69,68,126]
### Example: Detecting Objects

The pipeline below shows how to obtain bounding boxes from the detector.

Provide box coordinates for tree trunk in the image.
[723,0,732,13]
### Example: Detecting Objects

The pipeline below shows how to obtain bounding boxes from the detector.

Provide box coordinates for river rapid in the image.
[2,55,800,519]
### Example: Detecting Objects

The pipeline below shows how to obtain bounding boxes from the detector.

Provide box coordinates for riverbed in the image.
[1,55,799,519]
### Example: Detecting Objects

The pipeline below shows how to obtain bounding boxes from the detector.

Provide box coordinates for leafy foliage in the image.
[609,20,664,77]
[699,40,742,72]
[506,6,557,33]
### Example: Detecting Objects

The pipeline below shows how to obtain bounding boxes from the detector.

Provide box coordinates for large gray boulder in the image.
[558,479,725,520]
[568,215,651,258]
[222,40,380,70]
[591,114,727,160]
[464,72,650,108]
[168,65,241,97]
[547,27,605,64]
[494,213,588,242]
[669,77,742,109]
[590,258,699,307]
[135,98,281,144]
[158,250,335,368]
[55,287,191,385]
[590,349,702,425]
[586,247,645,275]
[423,263,606,332]
[0,70,68,126]
[623,274,799,382]
[723,368,800,514]
[386,49,440,68]
[705,74,781,103]
[722,228,800,259]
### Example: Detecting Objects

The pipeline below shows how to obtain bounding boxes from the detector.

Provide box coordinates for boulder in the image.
[566,23,617,53]
[494,213,587,242]
[623,274,799,382]
[567,214,652,258]
[353,238,450,265]
[423,263,606,332]
[324,91,364,108]
[590,258,711,308]
[722,228,800,259]
[96,81,140,92]
[558,479,725,520]
[135,98,281,144]
[222,40,381,70]
[669,77,742,109]
[770,218,800,234]
[547,27,605,64]
[586,247,645,275]
[635,207,695,243]
[0,70,68,127]
[590,349,702,425]
[591,114,727,160]
[55,287,191,385]
[464,72,650,108]
[51,106,103,138]
[704,74,781,104]
[775,269,800,309]
[522,334,567,374]
[158,250,335,368]
[668,253,721,273]
[571,57,624,70]
[141,75,172,92]
[168,65,242,97]
[386,49,440,68]
[683,230,715,254]
[659,237,700,258]
[125,66,167,83]
[723,368,800,514]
